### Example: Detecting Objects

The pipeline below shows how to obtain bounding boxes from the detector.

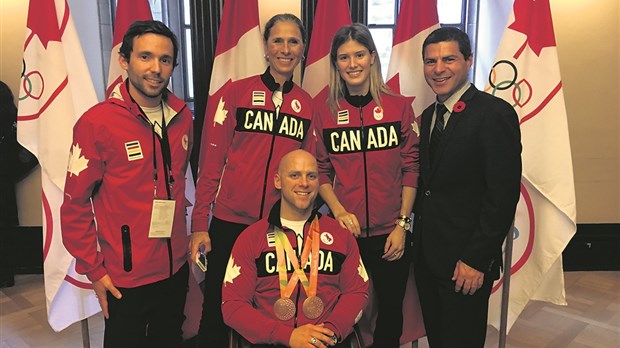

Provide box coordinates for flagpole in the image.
[81,318,91,348]
[498,223,514,348]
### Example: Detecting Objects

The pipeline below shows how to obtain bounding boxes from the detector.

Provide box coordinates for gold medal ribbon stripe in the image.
[273,217,321,299]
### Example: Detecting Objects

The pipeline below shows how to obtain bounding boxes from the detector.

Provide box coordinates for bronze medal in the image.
[273,298,296,321]
[302,296,324,319]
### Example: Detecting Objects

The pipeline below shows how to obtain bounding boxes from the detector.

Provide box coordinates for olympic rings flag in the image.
[16,0,100,331]
[485,0,577,332]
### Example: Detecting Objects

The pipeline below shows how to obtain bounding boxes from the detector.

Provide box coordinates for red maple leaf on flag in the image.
[27,0,62,49]
[386,72,402,94]
[386,73,417,115]
[508,0,557,58]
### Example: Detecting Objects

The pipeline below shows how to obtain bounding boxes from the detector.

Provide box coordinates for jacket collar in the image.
[109,80,186,119]
[422,83,479,179]
[457,83,477,105]
[260,67,294,94]
[344,88,372,107]
[267,199,321,230]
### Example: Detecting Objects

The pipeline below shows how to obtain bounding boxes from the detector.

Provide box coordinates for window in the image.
[148,0,165,22]
[182,0,194,100]
[368,0,397,79]
[437,0,464,26]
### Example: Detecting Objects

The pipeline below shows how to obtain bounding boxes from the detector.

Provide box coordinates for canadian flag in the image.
[17,0,99,331]
[386,0,439,119]
[207,0,266,95]
[485,0,577,332]
[105,0,152,97]
[380,0,439,344]
[198,0,266,144]
[301,0,351,102]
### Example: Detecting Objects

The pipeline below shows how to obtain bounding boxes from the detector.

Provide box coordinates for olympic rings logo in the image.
[487,60,532,109]
[19,58,44,101]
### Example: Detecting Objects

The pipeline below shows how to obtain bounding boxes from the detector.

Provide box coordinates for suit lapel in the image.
[429,85,478,178]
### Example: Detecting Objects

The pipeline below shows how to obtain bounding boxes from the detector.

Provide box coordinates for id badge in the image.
[149,199,176,238]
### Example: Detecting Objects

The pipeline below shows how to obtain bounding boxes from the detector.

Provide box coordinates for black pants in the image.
[104,262,189,348]
[195,216,248,347]
[414,254,493,348]
[357,233,411,348]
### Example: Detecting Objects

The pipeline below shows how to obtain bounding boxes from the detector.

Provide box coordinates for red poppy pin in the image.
[454,101,466,112]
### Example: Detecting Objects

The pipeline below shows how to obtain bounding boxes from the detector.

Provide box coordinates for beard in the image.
[128,73,169,105]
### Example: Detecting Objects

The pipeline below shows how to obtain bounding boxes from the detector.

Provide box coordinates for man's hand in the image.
[451,260,484,295]
[92,274,122,319]
[189,231,211,263]
[289,323,336,347]
[382,227,406,261]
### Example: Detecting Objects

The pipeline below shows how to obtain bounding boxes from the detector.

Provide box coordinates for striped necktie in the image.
[429,103,447,163]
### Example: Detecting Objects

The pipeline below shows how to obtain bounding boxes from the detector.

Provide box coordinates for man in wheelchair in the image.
[222,150,369,348]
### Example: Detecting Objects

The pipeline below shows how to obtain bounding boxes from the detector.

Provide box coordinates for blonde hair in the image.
[327,23,393,117]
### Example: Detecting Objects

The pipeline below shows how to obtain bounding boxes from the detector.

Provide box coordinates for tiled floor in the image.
[0,275,104,348]
[1,272,619,347]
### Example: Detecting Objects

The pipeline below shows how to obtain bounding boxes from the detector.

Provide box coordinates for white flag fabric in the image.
[105,0,152,97]
[17,0,99,331]
[301,0,351,102]
[473,0,513,88]
[485,0,576,332]
[199,0,266,141]
[386,0,440,119]
[208,0,266,96]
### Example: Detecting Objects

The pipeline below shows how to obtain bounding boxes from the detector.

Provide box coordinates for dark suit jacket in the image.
[412,84,522,280]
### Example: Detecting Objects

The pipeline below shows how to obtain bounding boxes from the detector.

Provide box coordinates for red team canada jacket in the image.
[315,92,420,237]
[192,69,314,230]
[61,81,193,288]
[222,201,369,345]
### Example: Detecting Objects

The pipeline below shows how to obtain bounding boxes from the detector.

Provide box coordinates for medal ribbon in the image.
[274,217,320,299]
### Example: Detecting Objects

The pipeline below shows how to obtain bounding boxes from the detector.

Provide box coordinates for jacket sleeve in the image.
[400,99,420,188]
[314,107,335,185]
[321,230,369,340]
[60,114,107,282]
[192,82,237,232]
[461,98,522,273]
[221,229,294,345]
[301,97,317,155]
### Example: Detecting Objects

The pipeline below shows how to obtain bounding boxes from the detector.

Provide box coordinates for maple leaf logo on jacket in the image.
[67,144,89,177]
[213,96,228,126]
[224,255,241,286]
[358,258,369,282]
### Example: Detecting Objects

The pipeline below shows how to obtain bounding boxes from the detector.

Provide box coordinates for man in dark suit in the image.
[412,27,522,347]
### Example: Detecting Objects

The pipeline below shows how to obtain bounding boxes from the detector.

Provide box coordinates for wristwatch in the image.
[395,215,412,230]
